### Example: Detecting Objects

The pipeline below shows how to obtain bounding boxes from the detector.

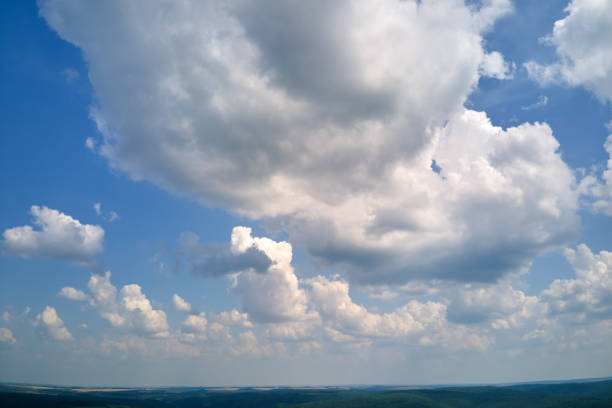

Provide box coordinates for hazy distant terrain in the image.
[2,379,611,407]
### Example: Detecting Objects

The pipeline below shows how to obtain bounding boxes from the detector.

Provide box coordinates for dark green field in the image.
[1,379,611,408]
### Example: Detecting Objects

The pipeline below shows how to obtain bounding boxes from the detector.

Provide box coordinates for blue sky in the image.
[1,0,611,386]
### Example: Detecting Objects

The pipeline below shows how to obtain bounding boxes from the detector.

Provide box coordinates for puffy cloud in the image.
[265,321,317,342]
[2,206,104,263]
[443,242,612,343]
[120,285,170,335]
[230,330,275,356]
[87,271,169,336]
[58,287,89,301]
[1,312,10,322]
[35,0,564,284]
[542,244,612,319]
[182,313,207,335]
[306,274,494,350]
[178,229,612,353]
[578,135,612,216]
[470,0,514,31]
[93,203,101,216]
[525,0,612,102]
[293,109,577,284]
[179,312,241,346]
[172,293,191,312]
[446,282,544,330]
[307,275,445,339]
[35,306,72,341]
[215,309,253,328]
[229,227,316,323]
[0,328,16,345]
[480,51,515,79]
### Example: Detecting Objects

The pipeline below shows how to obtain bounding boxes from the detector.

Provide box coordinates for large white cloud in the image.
[287,109,578,283]
[38,0,582,284]
[2,206,104,263]
[525,0,612,103]
[35,306,72,341]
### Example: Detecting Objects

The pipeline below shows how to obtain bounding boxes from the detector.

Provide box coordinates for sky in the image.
[0,0,611,387]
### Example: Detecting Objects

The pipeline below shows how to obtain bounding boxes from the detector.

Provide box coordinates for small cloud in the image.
[93,203,119,222]
[107,211,119,222]
[80,323,88,329]
[216,309,253,328]
[35,306,72,341]
[1,312,10,322]
[85,137,96,151]
[2,205,104,264]
[521,95,548,110]
[0,328,16,345]
[182,312,207,334]
[173,293,191,313]
[58,287,89,301]
[86,271,170,336]
[368,290,398,301]
[62,67,79,84]
[480,51,515,80]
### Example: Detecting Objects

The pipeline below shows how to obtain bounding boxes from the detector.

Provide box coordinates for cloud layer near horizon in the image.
[13,226,610,363]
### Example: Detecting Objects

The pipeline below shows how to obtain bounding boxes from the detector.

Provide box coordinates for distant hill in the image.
[1,378,611,407]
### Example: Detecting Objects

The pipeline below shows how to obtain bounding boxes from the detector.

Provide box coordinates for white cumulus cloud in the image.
[36,0,564,284]
[2,206,104,263]
[525,0,612,103]
[543,244,612,318]
[215,309,253,328]
[58,287,89,301]
[86,271,169,337]
[480,51,515,79]
[172,294,191,313]
[0,328,16,345]
[35,306,72,341]
[230,227,316,323]
[578,135,612,216]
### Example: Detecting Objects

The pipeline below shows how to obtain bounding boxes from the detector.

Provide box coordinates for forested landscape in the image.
[1,379,611,407]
